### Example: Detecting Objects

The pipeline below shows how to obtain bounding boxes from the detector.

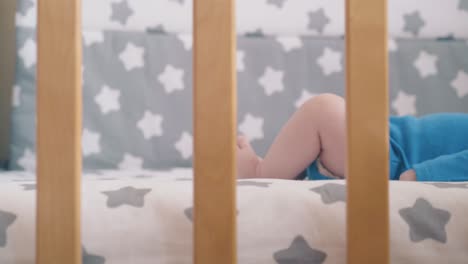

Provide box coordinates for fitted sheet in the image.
[0,169,467,263]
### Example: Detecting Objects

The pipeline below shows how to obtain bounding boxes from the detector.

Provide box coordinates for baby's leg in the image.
[238,93,346,179]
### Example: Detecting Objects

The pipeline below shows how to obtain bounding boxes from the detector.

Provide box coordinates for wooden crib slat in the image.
[193,0,237,263]
[36,0,82,263]
[346,0,389,263]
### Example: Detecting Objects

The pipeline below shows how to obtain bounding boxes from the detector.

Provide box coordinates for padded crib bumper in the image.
[16,0,468,39]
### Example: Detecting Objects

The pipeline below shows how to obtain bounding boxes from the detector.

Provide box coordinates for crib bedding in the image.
[11,0,468,173]
[11,27,468,172]
[0,169,467,264]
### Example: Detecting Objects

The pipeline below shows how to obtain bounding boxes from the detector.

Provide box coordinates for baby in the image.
[237,93,468,181]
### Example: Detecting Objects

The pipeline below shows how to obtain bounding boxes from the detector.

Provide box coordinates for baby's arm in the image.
[237,94,347,179]
[407,149,468,182]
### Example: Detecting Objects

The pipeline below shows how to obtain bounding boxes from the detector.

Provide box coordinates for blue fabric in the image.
[307,113,468,181]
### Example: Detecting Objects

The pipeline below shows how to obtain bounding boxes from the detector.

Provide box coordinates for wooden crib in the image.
[36,0,388,263]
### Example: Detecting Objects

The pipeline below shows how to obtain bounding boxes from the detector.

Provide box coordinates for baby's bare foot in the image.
[237,136,261,179]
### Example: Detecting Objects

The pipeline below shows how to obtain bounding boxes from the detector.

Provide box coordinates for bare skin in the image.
[237,93,416,181]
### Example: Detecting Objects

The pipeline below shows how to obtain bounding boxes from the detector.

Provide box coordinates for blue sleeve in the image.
[413,149,468,182]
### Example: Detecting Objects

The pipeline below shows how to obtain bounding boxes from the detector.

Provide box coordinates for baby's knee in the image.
[301,93,344,114]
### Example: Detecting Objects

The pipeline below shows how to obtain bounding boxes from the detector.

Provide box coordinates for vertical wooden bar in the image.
[36,0,82,263]
[0,0,16,165]
[193,0,237,263]
[346,0,389,263]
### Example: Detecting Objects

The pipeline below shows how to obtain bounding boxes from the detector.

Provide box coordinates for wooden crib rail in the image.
[193,0,237,263]
[36,0,82,263]
[346,0,389,263]
[35,0,388,263]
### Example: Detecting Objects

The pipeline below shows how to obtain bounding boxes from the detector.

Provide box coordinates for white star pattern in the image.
[19,38,37,68]
[276,36,303,52]
[295,90,317,108]
[237,50,246,72]
[17,149,36,172]
[177,34,193,50]
[239,113,264,142]
[388,38,398,52]
[137,111,163,139]
[413,51,438,78]
[12,85,21,107]
[317,47,342,75]
[158,65,185,93]
[392,91,417,116]
[258,67,284,96]
[118,153,144,170]
[83,31,104,46]
[15,6,36,28]
[174,132,193,159]
[82,129,101,156]
[451,71,468,98]
[94,85,121,114]
[119,42,145,71]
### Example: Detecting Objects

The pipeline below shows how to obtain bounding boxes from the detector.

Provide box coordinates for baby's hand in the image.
[236,136,261,179]
[399,169,417,181]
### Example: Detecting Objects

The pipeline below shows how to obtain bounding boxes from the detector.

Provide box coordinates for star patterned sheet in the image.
[0,169,468,264]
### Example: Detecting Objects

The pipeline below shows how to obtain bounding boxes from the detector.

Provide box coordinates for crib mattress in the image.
[0,169,467,264]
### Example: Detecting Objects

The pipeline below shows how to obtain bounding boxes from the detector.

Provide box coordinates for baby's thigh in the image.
[312,94,346,176]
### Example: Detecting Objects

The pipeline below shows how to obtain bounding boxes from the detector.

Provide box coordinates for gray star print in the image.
[110,0,134,26]
[102,186,151,208]
[267,0,287,8]
[0,210,17,247]
[403,11,425,36]
[184,207,194,221]
[310,183,346,204]
[146,25,168,35]
[245,29,265,38]
[176,178,193,181]
[21,183,36,191]
[459,0,468,12]
[237,181,272,188]
[425,182,468,189]
[273,236,327,264]
[12,179,33,182]
[436,35,455,42]
[98,178,117,181]
[399,198,451,243]
[18,0,34,15]
[170,0,185,5]
[135,174,155,179]
[83,246,106,264]
[308,8,330,34]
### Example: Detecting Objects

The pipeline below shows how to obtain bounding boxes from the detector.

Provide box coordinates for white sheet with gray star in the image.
[310,183,346,204]
[102,186,152,208]
[0,210,17,248]
[273,236,327,264]
[0,171,467,263]
[399,198,451,243]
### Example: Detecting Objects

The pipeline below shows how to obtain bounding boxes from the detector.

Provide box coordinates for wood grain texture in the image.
[346,0,389,263]
[36,0,82,263]
[193,0,237,263]
[0,0,16,164]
